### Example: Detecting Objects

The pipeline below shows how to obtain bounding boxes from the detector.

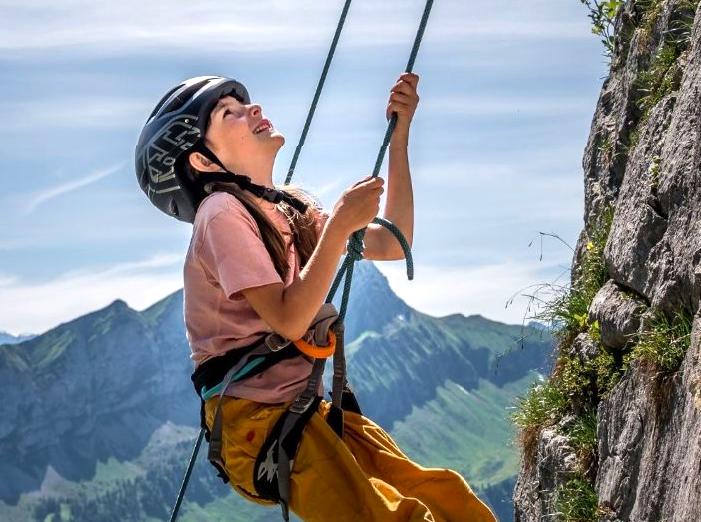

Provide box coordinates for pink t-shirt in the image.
[183,190,330,404]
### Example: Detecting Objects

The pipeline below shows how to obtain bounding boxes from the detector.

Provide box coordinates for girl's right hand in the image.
[330,175,385,234]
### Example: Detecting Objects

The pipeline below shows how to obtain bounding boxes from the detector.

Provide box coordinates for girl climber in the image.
[135,73,497,522]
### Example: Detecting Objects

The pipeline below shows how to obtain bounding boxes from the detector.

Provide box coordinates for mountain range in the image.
[0,331,37,345]
[0,261,553,521]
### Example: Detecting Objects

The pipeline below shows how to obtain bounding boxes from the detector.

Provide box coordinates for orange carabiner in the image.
[292,329,336,359]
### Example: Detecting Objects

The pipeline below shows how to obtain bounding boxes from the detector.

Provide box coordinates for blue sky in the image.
[0,0,607,336]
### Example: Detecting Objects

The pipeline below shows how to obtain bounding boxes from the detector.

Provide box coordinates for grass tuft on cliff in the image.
[536,204,614,351]
[632,0,696,131]
[511,379,568,465]
[636,41,684,119]
[511,203,614,463]
[625,305,693,374]
[555,472,600,522]
[560,408,598,477]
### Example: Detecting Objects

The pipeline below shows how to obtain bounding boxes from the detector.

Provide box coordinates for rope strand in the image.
[168,0,434,519]
[168,3,355,521]
[324,0,434,320]
[169,428,204,522]
[285,0,354,185]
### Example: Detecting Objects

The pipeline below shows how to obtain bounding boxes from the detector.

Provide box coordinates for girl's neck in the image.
[232,153,279,209]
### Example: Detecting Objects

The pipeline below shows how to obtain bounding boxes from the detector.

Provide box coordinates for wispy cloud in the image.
[0,273,19,287]
[0,0,591,54]
[376,257,570,327]
[0,97,152,132]
[0,251,564,337]
[56,253,184,280]
[411,154,583,212]
[0,253,183,336]
[420,95,593,118]
[22,163,124,215]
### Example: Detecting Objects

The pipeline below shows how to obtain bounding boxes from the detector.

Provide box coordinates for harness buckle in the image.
[264,332,292,352]
[261,187,283,203]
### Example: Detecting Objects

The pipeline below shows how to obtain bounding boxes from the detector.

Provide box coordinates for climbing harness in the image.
[191,303,361,516]
[167,0,433,520]
[191,303,354,503]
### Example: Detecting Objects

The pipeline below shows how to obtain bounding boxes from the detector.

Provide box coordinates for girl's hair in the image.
[183,160,324,281]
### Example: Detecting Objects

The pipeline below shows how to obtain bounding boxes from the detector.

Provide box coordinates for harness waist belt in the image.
[190,303,363,521]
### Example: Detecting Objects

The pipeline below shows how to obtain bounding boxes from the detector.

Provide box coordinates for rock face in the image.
[597,356,701,521]
[588,279,647,350]
[514,428,580,522]
[514,1,701,520]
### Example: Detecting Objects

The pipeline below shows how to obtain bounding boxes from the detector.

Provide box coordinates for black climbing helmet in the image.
[135,75,308,224]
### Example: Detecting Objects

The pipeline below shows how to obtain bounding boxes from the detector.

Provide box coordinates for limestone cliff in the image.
[513,1,701,520]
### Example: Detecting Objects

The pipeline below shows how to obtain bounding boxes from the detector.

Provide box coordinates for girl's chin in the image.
[252,128,284,140]
[269,133,285,145]
[260,135,285,154]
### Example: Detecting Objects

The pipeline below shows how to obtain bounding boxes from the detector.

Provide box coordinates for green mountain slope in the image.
[0,261,553,521]
[391,373,542,521]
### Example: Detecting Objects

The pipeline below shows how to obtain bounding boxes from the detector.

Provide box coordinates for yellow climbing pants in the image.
[204,395,498,522]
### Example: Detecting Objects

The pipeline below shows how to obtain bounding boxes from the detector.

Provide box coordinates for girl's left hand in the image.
[386,72,420,132]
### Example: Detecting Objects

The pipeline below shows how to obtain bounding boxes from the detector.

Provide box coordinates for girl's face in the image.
[197,94,285,173]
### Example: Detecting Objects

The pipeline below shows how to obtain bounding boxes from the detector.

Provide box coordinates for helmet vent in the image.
[152,79,212,121]
[169,198,179,217]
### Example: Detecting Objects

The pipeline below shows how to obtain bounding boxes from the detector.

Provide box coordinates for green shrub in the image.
[511,379,569,466]
[555,473,600,522]
[537,204,614,349]
[579,0,625,58]
[628,306,692,373]
[636,41,683,118]
[593,344,622,396]
[634,0,696,124]
[513,203,615,458]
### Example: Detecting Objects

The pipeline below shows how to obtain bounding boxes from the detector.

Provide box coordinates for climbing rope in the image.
[324,0,434,319]
[284,0,353,185]
[169,4,354,521]
[168,1,433,520]
[169,428,204,520]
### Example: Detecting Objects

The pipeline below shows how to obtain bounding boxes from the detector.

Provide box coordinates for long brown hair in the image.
[184,162,324,281]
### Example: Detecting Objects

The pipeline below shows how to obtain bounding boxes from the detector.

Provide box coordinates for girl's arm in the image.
[362,141,414,260]
[241,72,419,338]
[240,214,349,341]
[361,72,418,261]
[240,175,383,340]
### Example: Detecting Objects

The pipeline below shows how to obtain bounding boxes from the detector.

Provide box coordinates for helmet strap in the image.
[190,142,309,214]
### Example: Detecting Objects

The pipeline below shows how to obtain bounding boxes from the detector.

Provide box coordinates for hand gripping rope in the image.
[169,1,433,520]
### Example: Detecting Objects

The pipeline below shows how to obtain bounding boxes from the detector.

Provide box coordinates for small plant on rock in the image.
[580,0,625,58]
[625,305,693,374]
[511,379,569,466]
[554,472,601,522]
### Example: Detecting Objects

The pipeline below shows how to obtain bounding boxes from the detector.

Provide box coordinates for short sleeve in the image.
[195,201,283,300]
